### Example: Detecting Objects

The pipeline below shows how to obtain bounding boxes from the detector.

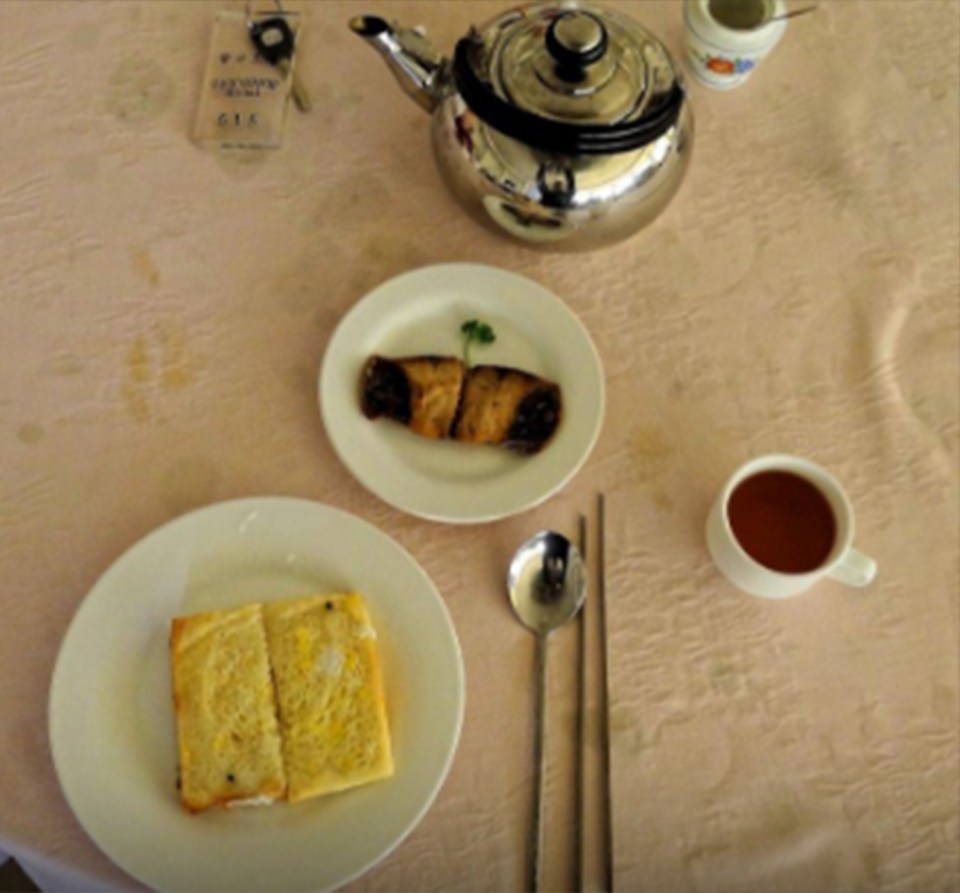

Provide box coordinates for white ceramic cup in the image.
[706,454,877,598]
[683,0,788,90]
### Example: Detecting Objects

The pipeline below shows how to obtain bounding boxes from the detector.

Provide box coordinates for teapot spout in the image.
[350,16,449,113]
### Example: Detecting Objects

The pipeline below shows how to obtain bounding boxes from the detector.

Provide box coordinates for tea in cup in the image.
[706,454,877,598]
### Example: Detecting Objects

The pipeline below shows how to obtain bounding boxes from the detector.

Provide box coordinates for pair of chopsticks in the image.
[574,494,613,893]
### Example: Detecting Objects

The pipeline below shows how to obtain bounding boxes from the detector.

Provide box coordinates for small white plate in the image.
[48,498,465,893]
[319,263,605,523]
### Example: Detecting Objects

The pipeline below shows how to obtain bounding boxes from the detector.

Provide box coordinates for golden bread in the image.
[262,593,394,803]
[170,604,287,813]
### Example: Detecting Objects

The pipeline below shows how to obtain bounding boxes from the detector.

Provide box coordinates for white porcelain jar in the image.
[683,0,787,89]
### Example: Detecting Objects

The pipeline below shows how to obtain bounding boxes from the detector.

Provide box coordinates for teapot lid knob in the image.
[545,12,608,78]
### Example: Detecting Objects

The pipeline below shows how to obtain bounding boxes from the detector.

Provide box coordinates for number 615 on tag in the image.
[217,112,260,128]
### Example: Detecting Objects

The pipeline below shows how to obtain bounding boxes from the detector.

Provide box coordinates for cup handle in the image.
[828,548,877,588]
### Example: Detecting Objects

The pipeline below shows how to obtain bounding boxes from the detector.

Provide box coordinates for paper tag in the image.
[193,11,300,149]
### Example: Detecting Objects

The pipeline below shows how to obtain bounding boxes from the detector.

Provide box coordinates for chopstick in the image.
[574,496,613,893]
[574,513,588,892]
[597,492,613,892]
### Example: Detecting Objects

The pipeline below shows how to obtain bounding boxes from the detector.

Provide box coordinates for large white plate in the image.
[319,264,605,523]
[48,498,465,893]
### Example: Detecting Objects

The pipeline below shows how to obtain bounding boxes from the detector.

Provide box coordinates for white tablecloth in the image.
[1,1,957,891]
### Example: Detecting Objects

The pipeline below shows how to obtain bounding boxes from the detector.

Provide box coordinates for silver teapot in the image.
[351,2,693,251]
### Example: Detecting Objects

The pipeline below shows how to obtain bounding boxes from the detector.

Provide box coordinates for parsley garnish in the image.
[461,319,496,367]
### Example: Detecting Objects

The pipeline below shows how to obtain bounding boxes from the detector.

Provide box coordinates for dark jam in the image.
[361,357,412,424]
[507,386,562,454]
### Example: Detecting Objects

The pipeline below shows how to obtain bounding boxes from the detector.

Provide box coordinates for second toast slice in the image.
[263,593,394,803]
[171,604,287,812]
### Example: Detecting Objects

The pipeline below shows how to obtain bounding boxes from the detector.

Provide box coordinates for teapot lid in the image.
[452,3,685,155]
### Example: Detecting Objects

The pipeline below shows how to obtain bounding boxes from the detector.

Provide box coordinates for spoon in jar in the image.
[508,531,587,892]
[766,4,818,24]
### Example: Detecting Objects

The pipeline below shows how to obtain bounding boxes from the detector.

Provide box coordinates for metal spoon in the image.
[508,531,587,893]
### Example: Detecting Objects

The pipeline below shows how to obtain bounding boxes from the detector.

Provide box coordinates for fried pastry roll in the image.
[453,365,562,455]
[360,355,466,439]
[360,356,562,454]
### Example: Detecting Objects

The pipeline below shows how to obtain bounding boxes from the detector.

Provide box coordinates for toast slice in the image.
[170,604,287,812]
[263,593,394,803]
